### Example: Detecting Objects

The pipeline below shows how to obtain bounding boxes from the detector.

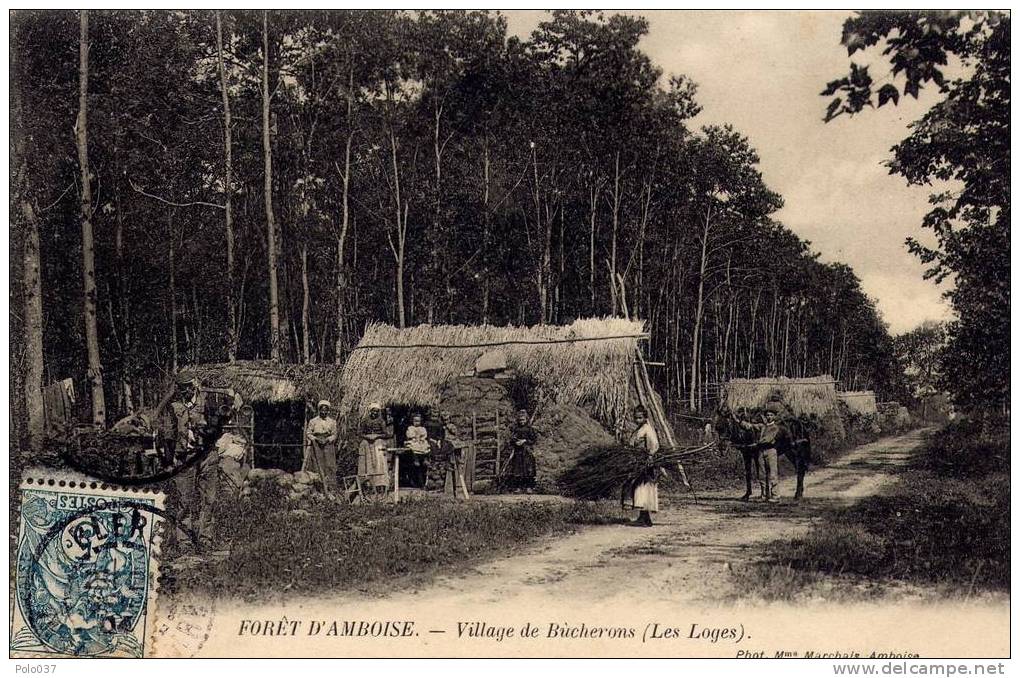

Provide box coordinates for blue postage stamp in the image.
[11,474,165,658]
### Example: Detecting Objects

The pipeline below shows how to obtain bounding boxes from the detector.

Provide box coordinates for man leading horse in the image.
[716,399,812,502]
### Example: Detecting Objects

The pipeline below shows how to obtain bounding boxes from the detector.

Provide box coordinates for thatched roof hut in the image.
[338,318,647,428]
[187,360,343,405]
[181,361,345,473]
[724,375,838,417]
[837,390,878,416]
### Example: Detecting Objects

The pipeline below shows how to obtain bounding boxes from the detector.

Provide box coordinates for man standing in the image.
[738,403,783,502]
[304,400,338,493]
[164,371,219,548]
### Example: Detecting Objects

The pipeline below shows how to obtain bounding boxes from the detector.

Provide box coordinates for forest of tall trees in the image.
[10,10,906,436]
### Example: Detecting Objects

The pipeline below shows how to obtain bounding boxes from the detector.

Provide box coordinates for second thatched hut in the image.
[723,375,839,418]
[187,360,344,471]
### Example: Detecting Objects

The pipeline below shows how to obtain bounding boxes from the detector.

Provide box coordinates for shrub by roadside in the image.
[731,419,1009,601]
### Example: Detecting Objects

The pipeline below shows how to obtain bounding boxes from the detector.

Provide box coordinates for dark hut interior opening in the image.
[387,403,435,489]
[253,400,307,472]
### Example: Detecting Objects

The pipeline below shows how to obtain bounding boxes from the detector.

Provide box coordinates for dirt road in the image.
[208,428,1011,657]
[384,429,927,607]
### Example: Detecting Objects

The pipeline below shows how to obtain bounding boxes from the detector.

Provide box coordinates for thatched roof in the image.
[837,390,878,416]
[186,361,343,405]
[338,318,646,427]
[724,375,838,417]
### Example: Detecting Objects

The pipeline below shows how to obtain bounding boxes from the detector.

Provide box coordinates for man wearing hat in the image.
[738,401,784,502]
[165,371,220,547]
[304,400,339,493]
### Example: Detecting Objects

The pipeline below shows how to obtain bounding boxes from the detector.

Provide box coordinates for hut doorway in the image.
[253,400,307,472]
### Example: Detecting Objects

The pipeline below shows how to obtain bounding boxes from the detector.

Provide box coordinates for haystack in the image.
[531,402,617,488]
[837,390,878,416]
[338,318,646,430]
[723,375,838,417]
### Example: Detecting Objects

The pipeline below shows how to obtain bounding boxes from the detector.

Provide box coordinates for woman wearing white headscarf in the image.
[304,400,338,492]
[358,402,390,493]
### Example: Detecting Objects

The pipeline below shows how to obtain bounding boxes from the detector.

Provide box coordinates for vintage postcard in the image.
[8,7,1010,664]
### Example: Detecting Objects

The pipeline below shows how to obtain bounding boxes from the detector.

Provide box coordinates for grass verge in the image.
[730,419,1009,601]
[163,492,620,601]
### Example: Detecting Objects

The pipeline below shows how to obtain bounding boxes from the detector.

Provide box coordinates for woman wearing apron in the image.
[358,402,390,493]
[625,405,659,527]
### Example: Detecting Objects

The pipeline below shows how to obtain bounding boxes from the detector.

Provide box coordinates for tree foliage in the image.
[823,10,1009,412]
[10,10,905,428]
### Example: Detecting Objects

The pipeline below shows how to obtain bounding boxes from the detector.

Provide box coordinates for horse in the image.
[776,416,812,501]
[715,409,813,501]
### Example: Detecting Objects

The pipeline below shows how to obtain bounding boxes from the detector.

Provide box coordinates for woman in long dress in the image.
[626,405,659,527]
[304,399,338,493]
[504,409,538,492]
[358,402,390,492]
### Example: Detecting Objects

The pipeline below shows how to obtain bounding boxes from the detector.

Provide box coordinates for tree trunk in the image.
[557,204,565,323]
[609,150,621,315]
[334,67,354,363]
[541,202,553,323]
[588,181,599,314]
[481,141,491,324]
[531,144,545,322]
[76,11,105,427]
[262,11,281,360]
[301,244,310,363]
[216,11,238,362]
[168,215,178,373]
[21,199,44,452]
[747,289,761,378]
[689,204,712,411]
[111,170,134,416]
[387,128,407,329]
[721,256,733,382]
[782,305,791,376]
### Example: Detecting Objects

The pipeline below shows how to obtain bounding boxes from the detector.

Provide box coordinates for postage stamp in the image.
[11,473,165,658]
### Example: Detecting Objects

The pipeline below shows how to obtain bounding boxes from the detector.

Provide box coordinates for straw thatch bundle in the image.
[724,375,838,417]
[339,318,645,428]
[837,390,878,416]
[188,361,343,405]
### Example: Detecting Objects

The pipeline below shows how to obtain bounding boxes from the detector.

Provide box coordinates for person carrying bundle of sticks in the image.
[623,405,660,526]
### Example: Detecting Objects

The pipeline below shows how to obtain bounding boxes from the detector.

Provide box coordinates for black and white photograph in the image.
[7,7,1010,663]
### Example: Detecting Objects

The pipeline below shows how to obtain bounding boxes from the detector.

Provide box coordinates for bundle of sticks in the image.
[557,442,712,500]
